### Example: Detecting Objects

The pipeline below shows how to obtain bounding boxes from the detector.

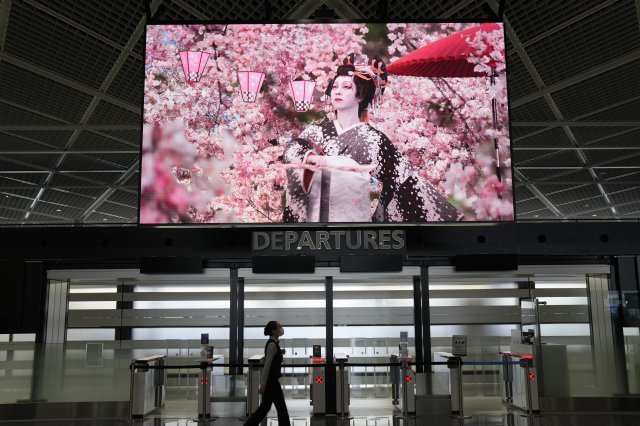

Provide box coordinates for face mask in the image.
[279,328,285,336]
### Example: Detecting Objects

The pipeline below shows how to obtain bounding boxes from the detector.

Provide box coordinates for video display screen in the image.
[141,22,512,224]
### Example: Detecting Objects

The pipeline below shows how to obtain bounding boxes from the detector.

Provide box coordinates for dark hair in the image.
[326,53,388,118]
[264,320,279,336]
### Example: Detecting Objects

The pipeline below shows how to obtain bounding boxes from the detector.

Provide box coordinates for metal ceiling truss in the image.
[1,0,639,223]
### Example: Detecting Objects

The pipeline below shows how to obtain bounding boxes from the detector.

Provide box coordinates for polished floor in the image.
[1,398,639,426]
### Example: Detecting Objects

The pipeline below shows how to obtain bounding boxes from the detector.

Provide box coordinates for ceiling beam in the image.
[23,0,142,61]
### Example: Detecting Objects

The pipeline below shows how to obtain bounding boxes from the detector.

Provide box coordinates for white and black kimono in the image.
[283,120,462,223]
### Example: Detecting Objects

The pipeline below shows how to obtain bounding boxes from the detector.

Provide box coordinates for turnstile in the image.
[246,354,264,417]
[310,354,350,415]
[131,355,167,419]
[500,352,539,414]
[198,356,222,419]
[434,352,464,416]
[391,355,415,416]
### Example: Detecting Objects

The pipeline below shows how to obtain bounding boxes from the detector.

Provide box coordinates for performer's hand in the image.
[259,384,266,394]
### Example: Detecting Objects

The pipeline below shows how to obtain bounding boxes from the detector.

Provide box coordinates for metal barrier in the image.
[129,355,167,419]
[246,355,264,417]
[129,357,221,421]
[499,352,539,414]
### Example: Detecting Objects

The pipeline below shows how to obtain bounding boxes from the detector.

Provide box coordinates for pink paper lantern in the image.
[290,80,316,112]
[236,71,265,102]
[179,51,211,82]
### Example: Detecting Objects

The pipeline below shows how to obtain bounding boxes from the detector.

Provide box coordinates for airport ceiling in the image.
[0,0,639,225]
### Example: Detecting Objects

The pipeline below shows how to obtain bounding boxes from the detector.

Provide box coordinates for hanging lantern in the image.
[290,79,316,112]
[179,51,211,82]
[236,71,265,102]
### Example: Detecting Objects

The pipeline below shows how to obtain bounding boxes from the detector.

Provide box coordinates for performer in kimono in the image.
[283,54,462,223]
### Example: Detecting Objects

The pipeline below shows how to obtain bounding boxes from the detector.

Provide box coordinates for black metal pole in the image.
[420,266,433,393]
[325,275,336,414]
[229,268,239,375]
[413,275,423,373]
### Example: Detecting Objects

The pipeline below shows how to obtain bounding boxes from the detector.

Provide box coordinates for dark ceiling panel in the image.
[512,127,573,148]
[4,129,77,150]
[96,202,137,219]
[557,196,609,215]
[39,189,95,209]
[44,0,144,49]
[580,98,640,121]
[506,52,539,100]
[505,0,602,44]
[510,97,556,121]
[551,59,640,120]
[0,193,33,211]
[516,150,584,168]
[606,187,640,205]
[0,173,44,186]
[0,208,25,221]
[513,185,535,202]
[72,131,136,151]
[545,184,602,205]
[0,62,94,123]
[26,212,71,223]
[85,211,133,223]
[4,0,122,89]
[0,133,50,151]
[58,154,128,172]
[107,190,138,207]
[32,200,84,219]
[516,197,548,214]
[571,126,638,145]
[516,207,556,219]
[616,201,640,216]
[106,56,144,106]
[88,101,140,125]
[0,103,60,125]
[583,149,639,165]
[525,0,640,85]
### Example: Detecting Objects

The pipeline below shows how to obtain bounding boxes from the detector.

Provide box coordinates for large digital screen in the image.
[141,22,513,224]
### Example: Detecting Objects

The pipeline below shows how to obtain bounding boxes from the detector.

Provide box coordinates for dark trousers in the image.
[244,380,290,426]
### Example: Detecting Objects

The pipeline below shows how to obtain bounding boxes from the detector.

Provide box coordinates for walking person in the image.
[244,321,290,426]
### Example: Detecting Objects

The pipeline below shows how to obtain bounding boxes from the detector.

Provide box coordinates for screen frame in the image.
[138,18,516,228]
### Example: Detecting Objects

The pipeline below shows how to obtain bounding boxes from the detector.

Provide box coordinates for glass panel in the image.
[333,275,414,404]
[243,275,326,400]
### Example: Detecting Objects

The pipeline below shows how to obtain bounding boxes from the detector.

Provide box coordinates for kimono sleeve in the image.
[375,132,463,222]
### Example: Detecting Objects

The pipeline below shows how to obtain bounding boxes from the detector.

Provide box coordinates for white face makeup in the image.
[331,76,359,111]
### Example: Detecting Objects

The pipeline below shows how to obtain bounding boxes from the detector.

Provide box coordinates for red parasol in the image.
[386,23,502,78]
[387,23,505,183]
